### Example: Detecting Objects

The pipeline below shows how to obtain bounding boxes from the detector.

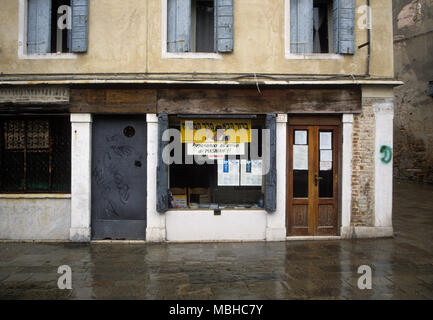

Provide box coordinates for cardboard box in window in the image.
[172,195,188,209]
[188,187,210,205]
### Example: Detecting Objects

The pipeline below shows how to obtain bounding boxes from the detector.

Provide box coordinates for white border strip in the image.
[286,236,342,241]
[0,194,71,199]
[0,80,404,85]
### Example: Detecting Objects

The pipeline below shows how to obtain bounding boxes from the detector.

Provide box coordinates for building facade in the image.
[393,0,433,184]
[0,0,399,242]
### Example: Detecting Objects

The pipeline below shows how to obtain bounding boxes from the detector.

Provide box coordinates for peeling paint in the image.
[397,0,424,29]
[394,0,433,183]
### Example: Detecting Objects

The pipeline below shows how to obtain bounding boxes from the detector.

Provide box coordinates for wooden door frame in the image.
[286,116,342,236]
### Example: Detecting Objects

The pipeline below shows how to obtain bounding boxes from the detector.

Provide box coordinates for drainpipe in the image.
[358,0,371,77]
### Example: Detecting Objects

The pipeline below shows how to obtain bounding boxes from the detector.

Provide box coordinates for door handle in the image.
[314,174,323,187]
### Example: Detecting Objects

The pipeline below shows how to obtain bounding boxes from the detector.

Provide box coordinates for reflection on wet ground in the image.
[0,180,432,299]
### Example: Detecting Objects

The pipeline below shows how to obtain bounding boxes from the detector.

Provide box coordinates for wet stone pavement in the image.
[0,180,432,300]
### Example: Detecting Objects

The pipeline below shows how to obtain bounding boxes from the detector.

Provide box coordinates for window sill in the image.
[161,51,223,60]
[167,208,266,213]
[285,53,344,60]
[0,194,71,199]
[18,52,78,60]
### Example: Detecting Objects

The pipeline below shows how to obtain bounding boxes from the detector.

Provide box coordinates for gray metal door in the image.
[92,116,147,240]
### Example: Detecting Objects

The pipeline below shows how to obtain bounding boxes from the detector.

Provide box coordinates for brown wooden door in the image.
[287,125,339,236]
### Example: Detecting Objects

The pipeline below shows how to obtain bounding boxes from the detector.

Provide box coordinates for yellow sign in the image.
[181,119,251,143]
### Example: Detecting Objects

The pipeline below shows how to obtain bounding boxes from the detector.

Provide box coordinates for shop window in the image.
[167,0,233,53]
[165,116,269,210]
[26,0,88,54]
[290,0,355,54]
[0,117,71,193]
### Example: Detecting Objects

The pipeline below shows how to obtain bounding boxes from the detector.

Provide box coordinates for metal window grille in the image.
[0,117,71,193]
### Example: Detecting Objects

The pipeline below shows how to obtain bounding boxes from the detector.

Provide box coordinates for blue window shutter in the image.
[290,0,313,54]
[71,0,89,53]
[27,0,52,54]
[215,0,234,53]
[333,0,355,54]
[265,114,277,213]
[157,114,169,213]
[167,0,191,52]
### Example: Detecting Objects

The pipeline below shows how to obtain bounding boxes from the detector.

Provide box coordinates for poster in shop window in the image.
[181,119,251,144]
[186,143,245,156]
[218,159,240,186]
[241,160,263,186]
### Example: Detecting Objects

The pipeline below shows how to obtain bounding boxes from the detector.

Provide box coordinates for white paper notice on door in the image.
[218,159,240,186]
[320,149,333,162]
[320,161,333,171]
[293,145,309,170]
[295,130,308,145]
[320,132,332,150]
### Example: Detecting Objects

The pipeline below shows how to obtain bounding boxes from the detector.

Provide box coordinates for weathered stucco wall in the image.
[0,0,148,74]
[0,197,71,240]
[0,0,394,77]
[393,0,433,183]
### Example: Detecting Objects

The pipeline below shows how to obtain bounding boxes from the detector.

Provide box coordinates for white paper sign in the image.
[320,161,333,171]
[187,143,245,156]
[295,130,308,145]
[218,160,240,186]
[293,145,309,170]
[320,150,333,162]
[208,154,225,160]
[320,132,332,150]
[241,160,263,186]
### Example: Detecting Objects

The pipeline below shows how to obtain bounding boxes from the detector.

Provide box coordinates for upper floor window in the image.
[167,0,233,53]
[290,0,355,55]
[25,0,88,55]
[27,0,70,54]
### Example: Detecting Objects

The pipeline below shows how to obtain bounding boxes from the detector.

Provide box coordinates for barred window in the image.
[0,117,71,193]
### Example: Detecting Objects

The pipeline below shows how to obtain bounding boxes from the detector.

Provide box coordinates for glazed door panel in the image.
[91,116,147,240]
[287,125,338,236]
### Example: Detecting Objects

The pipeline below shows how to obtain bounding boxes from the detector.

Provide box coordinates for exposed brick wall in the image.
[351,99,376,227]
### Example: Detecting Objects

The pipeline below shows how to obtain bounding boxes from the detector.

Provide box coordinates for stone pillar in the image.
[146,114,166,242]
[340,114,354,237]
[266,114,287,241]
[345,85,395,239]
[70,113,92,242]
[374,99,394,233]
